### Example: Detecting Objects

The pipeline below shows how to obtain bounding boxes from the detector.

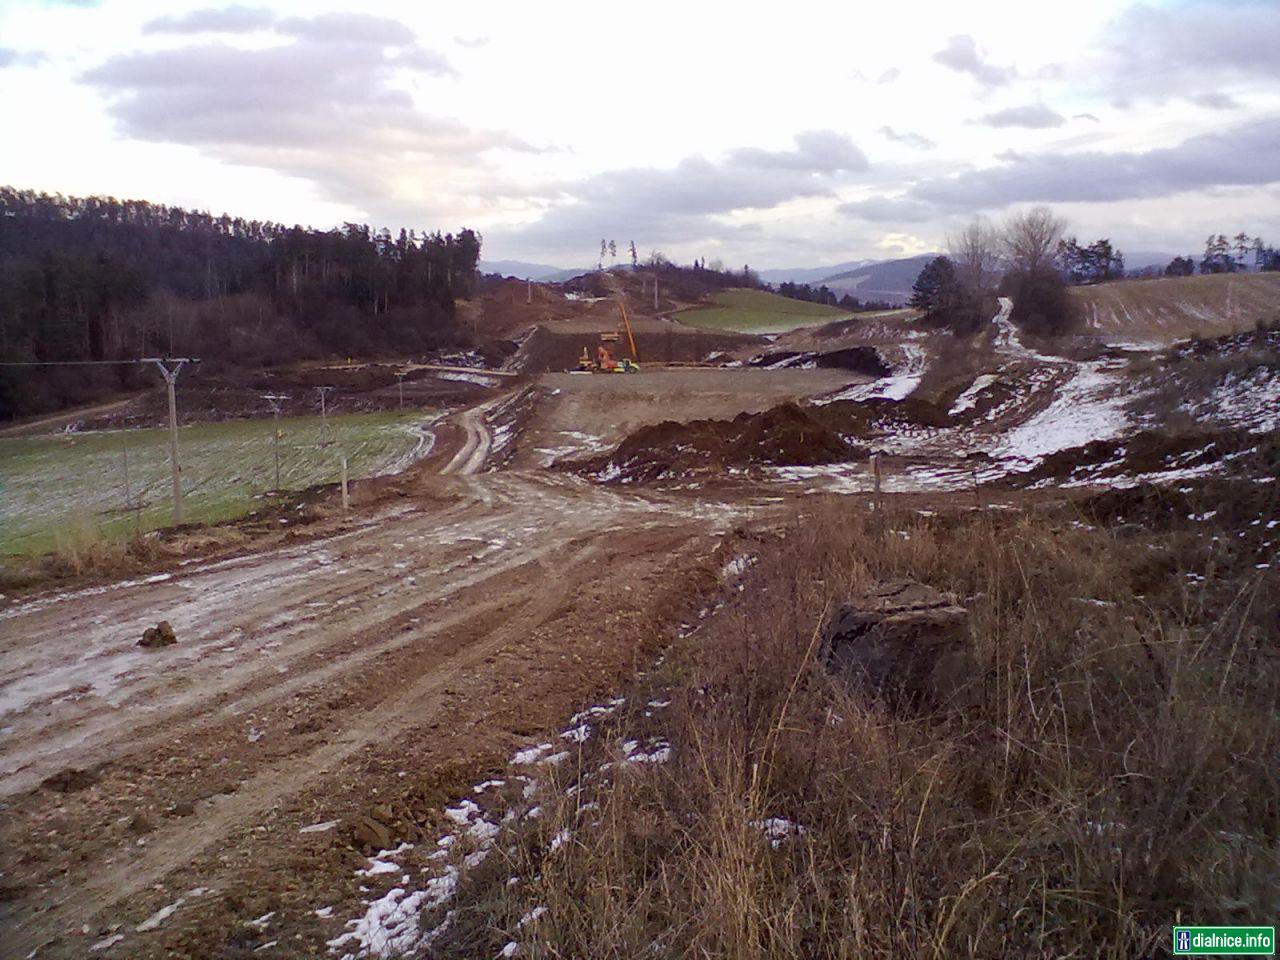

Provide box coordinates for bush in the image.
[1002,267,1079,336]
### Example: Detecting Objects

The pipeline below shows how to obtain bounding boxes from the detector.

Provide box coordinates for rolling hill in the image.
[480,259,588,281]
[676,287,854,333]
[817,254,936,305]
[1071,271,1280,340]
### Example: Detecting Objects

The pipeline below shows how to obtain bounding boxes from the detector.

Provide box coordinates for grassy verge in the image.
[0,410,435,556]
[678,288,853,334]
[429,469,1279,958]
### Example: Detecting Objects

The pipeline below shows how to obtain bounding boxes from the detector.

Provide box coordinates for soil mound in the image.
[574,402,862,483]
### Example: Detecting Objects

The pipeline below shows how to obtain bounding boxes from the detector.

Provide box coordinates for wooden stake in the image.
[872,453,883,513]
[340,455,350,512]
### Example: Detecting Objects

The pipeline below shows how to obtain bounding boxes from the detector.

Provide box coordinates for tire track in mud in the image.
[0,387,750,957]
[4,534,622,957]
[0,474,694,795]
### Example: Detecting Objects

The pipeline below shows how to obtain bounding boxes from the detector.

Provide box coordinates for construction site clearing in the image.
[0,269,1277,959]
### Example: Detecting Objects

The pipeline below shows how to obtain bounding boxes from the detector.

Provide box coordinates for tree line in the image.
[910,206,1077,336]
[911,209,1280,338]
[772,281,892,312]
[0,188,481,418]
[1164,234,1280,277]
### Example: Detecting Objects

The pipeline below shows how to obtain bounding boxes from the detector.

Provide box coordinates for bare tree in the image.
[947,215,1002,296]
[1002,205,1068,273]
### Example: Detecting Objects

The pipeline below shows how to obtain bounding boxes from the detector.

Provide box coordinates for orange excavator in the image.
[577,301,641,373]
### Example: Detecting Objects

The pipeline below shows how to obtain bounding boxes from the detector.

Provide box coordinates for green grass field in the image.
[0,411,437,556]
[676,288,853,333]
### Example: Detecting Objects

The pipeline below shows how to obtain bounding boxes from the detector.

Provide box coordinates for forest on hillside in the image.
[0,188,481,418]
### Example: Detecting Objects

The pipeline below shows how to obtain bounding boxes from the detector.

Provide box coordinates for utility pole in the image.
[526,278,532,304]
[263,394,287,490]
[317,385,334,429]
[653,277,659,311]
[121,434,132,512]
[144,358,196,524]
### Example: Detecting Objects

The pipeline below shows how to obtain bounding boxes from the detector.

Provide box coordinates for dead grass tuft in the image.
[432,488,1280,959]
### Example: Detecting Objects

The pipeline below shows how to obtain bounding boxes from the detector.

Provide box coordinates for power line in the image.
[0,359,152,367]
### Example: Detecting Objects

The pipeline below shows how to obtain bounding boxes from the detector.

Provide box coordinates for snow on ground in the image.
[816,343,925,404]
[319,664,701,959]
[989,360,1131,470]
[948,374,999,416]
[749,818,808,849]
[1183,367,1280,435]
[429,371,504,387]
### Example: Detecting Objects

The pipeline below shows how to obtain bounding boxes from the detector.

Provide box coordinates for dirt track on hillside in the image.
[0,400,755,959]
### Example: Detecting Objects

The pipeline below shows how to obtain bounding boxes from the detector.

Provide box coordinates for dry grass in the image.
[1071,272,1280,340]
[431,482,1279,959]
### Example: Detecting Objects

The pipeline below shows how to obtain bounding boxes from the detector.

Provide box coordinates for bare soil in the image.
[507,367,865,469]
[0,413,753,957]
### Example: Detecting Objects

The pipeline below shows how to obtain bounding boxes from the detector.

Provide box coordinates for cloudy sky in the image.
[1,0,1277,268]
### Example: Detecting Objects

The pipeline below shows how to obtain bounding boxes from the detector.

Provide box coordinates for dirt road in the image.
[0,399,752,958]
[0,395,145,438]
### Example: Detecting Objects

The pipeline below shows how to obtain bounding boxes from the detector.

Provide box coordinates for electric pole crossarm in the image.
[141,358,199,524]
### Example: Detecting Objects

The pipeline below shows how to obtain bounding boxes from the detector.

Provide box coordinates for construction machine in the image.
[576,300,642,373]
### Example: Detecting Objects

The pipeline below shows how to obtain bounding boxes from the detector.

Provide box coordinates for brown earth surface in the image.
[507,367,865,469]
[0,399,768,958]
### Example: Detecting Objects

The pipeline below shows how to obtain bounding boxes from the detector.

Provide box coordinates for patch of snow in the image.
[948,374,999,416]
[299,819,341,834]
[136,887,206,933]
[548,828,573,852]
[517,906,547,928]
[357,859,400,877]
[991,360,1130,469]
[750,818,808,848]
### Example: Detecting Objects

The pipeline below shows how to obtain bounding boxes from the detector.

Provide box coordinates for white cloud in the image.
[0,0,1275,265]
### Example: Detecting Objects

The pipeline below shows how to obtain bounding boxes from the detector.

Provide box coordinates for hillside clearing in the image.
[676,288,853,333]
[1071,271,1280,340]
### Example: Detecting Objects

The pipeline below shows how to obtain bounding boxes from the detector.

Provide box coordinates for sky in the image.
[1,0,1278,269]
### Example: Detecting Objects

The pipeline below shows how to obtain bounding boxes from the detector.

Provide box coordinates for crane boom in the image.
[617,301,639,361]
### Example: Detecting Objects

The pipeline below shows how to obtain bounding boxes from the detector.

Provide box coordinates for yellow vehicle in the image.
[577,300,642,372]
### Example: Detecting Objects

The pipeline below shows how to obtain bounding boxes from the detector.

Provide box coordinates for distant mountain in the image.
[480,259,586,281]
[757,260,873,285]
[540,267,597,283]
[818,254,938,305]
[1120,250,1180,272]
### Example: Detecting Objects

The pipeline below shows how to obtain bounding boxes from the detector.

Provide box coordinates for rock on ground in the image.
[821,579,973,707]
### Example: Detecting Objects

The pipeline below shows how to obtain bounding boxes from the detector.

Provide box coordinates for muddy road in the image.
[0,401,758,958]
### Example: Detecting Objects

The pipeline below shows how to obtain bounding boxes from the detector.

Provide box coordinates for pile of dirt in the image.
[572,402,862,483]
[817,395,953,435]
[138,620,178,648]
